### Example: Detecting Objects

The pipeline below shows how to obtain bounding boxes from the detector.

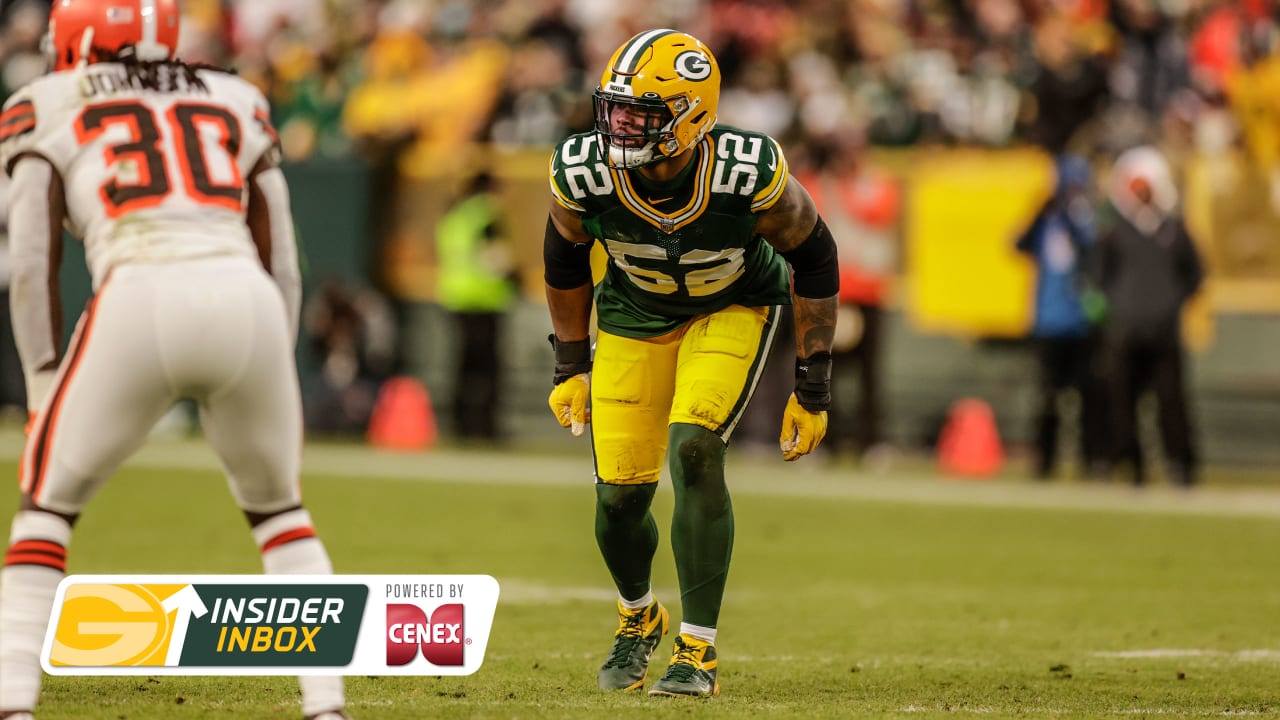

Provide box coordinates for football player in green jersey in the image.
[543,28,838,698]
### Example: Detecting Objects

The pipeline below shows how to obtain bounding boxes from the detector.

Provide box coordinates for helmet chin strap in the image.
[608,143,656,169]
[662,97,705,157]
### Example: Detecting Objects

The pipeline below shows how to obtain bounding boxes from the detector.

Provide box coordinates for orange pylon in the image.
[367,376,437,451]
[937,397,1004,479]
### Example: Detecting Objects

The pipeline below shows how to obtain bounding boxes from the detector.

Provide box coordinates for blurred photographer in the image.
[1093,146,1204,486]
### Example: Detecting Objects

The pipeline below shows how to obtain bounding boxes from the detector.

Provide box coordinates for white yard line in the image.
[1094,649,1280,661]
[899,706,1274,717]
[494,579,618,605]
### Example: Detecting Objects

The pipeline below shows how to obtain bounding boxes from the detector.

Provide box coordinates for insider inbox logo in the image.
[42,574,500,676]
[386,603,465,666]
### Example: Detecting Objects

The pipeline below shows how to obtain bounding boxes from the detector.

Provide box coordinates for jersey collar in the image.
[611,138,713,235]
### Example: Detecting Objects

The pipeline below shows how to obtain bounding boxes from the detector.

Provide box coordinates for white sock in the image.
[1,511,72,713]
[254,508,344,716]
[679,622,716,644]
[297,674,346,717]
[619,589,654,611]
[253,510,331,575]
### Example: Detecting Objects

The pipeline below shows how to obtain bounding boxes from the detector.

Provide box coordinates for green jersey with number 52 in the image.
[549,125,792,338]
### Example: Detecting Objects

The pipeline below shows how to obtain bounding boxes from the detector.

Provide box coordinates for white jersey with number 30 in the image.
[0,60,305,520]
[0,62,278,287]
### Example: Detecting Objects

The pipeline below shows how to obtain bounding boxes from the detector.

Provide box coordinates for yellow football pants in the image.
[591,304,782,484]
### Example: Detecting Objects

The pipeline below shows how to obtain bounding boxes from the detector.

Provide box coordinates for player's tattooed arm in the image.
[757,177,837,359]
[792,289,837,359]
[544,199,594,344]
[755,175,817,253]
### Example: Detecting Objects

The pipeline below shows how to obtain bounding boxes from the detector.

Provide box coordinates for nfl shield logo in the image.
[659,218,676,234]
[106,7,135,24]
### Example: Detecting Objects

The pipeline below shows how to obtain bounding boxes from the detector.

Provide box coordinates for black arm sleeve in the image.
[779,216,840,298]
[543,217,593,289]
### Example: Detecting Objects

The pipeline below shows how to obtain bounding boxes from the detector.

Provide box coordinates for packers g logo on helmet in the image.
[674,51,712,81]
[593,29,721,168]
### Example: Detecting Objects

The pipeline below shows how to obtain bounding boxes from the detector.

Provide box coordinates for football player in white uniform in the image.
[0,2,349,718]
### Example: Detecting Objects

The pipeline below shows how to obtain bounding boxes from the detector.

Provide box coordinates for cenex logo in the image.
[386,603,465,666]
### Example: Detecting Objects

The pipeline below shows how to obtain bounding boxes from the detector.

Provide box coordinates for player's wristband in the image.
[549,334,592,385]
[794,351,832,412]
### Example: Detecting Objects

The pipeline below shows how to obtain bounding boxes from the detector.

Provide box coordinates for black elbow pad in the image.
[779,216,840,298]
[543,217,593,290]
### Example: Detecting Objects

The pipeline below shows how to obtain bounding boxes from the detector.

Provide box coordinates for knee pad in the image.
[4,510,73,573]
[668,423,726,487]
[595,482,657,521]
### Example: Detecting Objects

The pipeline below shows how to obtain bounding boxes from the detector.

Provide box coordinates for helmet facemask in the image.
[39,28,57,72]
[593,90,680,169]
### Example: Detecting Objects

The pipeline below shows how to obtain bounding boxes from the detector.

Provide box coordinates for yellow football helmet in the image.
[593,29,720,168]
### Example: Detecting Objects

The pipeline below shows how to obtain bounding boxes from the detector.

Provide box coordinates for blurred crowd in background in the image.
[0,0,1275,480]
[1,0,1274,171]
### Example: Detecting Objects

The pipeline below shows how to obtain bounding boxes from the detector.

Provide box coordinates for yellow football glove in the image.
[549,373,591,436]
[780,393,828,461]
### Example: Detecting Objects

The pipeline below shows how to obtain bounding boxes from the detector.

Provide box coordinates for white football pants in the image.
[22,256,302,515]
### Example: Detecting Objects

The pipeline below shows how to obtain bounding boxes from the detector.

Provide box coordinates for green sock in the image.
[594,482,659,602]
[668,422,733,629]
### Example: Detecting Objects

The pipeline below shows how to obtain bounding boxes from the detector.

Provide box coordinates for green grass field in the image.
[2,433,1279,719]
